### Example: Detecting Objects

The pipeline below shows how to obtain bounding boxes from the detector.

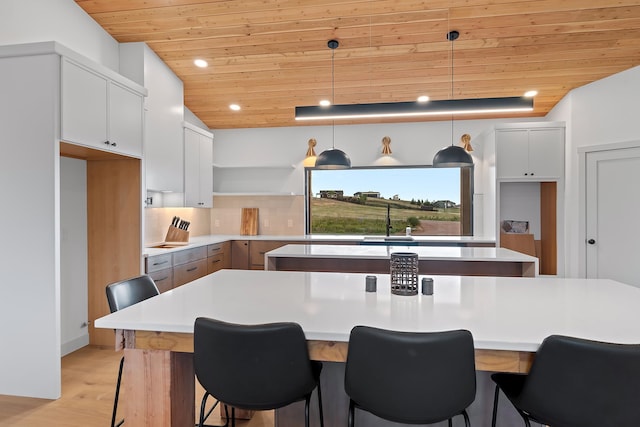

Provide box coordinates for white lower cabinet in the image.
[61,58,144,157]
[184,123,213,208]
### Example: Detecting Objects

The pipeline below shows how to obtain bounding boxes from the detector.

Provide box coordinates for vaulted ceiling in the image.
[76,0,640,129]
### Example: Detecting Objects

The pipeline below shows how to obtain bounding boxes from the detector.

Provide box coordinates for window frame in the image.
[304,165,474,236]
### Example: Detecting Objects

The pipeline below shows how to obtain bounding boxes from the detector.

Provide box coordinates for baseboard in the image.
[61,335,89,356]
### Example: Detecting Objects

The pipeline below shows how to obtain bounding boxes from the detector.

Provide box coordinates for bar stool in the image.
[193,317,324,427]
[491,334,640,427]
[105,274,160,427]
[344,326,476,426]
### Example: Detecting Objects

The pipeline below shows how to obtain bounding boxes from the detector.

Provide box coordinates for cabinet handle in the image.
[153,260,169,266]
[104,140,110,145]
[155,276,169,282]
[211,259,220,264]
[524,172,529,176]
[588,239,596,245]
[111,142,117,147]
[530,172,534,176]
[187,267,198,272]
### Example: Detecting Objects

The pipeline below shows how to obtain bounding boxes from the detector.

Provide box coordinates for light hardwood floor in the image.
[0,346,273,427]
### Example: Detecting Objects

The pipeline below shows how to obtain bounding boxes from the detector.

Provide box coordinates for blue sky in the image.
[311,167,461,203]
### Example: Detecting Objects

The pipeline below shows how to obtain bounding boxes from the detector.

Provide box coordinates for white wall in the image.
[0,0,119,70]
[0,54,61,398]
[213,117,539,233]
[214,119,513,171]
[60,157,88,356]
[0,0,120,399]
[547,65,640,277]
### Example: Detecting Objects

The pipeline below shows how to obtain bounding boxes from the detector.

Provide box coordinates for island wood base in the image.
[120,330,534,427]
[267,256,536,277]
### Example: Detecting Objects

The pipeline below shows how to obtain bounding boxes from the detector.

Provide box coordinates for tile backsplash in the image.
[144,195,305,244]
[145,207,212,245]
[211,195,305,235]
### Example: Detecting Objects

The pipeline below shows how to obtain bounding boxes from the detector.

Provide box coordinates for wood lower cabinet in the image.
[148,268,173,293]
[207,242,231,274]
[249,240,297,270]
[174,259,207,287]
[231,240,250,269]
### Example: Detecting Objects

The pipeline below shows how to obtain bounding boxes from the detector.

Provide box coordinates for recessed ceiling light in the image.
[194,59,208,68]
[417,95,430,103]
[319,100,331,107]
[229,104,241,111]
[524,90,538,98]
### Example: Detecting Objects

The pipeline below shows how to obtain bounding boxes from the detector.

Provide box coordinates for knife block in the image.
[164,225,189,243]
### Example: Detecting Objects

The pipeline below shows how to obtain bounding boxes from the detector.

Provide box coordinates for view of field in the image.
[311,197,461,235]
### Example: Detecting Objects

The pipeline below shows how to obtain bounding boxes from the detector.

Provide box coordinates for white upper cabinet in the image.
[184,124,213,208]
[61,58,144,158]
[496,126,564,180]
[120,43,184,192]
[108,82,144,158]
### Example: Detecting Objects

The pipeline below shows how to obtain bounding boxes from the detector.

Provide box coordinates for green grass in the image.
[310,197,460,234]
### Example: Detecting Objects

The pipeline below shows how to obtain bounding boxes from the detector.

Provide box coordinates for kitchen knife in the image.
[184,221,190,231]
[172,216,180,227]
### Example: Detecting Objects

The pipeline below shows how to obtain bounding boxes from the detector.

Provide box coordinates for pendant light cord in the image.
[332,45,335,149]
[448,30,459,147]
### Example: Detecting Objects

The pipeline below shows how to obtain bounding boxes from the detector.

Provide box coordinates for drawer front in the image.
[207,243,226,257]
[146,253,173,273]
[173,246,207,266]
[148,268,174,293]
[173,259,207,287]
[207,253,225,274]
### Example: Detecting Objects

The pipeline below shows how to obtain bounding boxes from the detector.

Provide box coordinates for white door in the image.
[586,146,640,287]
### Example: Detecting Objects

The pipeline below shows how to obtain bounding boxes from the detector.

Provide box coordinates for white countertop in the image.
[95,270,640,352]
[144,234,495,257]
[266,244,537,263]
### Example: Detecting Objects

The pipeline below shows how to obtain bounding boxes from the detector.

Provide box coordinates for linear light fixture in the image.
[295,96,533,121]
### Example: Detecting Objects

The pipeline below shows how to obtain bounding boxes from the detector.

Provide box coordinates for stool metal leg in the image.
[111,356,125,427]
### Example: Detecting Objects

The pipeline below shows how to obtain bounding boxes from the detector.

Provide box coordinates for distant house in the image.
[433,200,457,209]
[392,194,400,200]
[319,190,344,199]
[354,191,380,199]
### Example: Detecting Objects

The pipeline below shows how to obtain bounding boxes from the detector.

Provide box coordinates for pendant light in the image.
[315,40,351,169]
[432,31,474,168]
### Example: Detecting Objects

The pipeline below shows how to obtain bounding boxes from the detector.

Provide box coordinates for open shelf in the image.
[212,163,295,169]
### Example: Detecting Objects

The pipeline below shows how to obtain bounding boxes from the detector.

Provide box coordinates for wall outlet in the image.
[287,219,293,228]
[264,219,270,227]
[214,219,220,227]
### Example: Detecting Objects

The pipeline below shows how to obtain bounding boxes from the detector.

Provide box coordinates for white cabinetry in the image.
[119,43,184,192]
[496,127,564,179]
[61,58,143,158]
[481,122,566,276]
[184,123,213,207]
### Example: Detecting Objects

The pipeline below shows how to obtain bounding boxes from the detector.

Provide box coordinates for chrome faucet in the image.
[386,204,392,236]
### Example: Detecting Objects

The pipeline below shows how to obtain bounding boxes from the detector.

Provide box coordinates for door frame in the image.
[578,139,640,278]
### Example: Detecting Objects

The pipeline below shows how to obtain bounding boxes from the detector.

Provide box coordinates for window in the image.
[305,166,473,236]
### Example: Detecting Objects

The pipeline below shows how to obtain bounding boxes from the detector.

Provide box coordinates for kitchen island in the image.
[95,270,640,427]
[265,244,539,277]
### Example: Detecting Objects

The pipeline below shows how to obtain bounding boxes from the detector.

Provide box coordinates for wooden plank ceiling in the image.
[76,0,640,129]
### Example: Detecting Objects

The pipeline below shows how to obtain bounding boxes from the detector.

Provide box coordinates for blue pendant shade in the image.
[432,145,473,168]
[314,148,351,169]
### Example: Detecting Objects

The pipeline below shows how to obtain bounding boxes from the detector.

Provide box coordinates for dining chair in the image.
[193,317,324,427]
[344,326,476,427]
[491,334,640,427]
[105,274,160,427]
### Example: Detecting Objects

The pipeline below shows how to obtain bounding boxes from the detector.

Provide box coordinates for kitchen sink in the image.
[362,236,415,241]
[148,243,189,249]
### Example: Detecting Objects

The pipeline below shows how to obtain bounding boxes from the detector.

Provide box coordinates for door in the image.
[586,146,640,287]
